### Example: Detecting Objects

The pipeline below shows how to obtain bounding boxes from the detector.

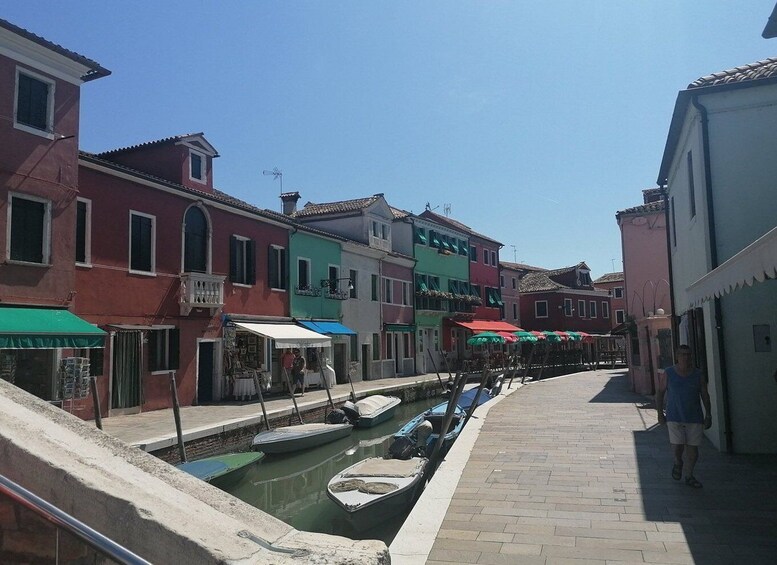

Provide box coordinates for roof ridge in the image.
[97,133,206,156]
[688,56,777,89]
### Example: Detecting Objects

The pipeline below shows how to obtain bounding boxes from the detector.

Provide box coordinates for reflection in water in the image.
[227,397,440,543]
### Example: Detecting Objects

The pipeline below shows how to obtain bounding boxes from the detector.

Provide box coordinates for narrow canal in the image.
[226,396,442,544]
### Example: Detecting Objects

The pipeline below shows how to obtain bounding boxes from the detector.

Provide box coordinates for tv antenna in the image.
[424,202,439,212]
[262,168,283,211]
[443,204,451,217]
[511,245,517,262]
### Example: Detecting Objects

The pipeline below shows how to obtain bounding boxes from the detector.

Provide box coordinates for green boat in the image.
[177,452,264,489]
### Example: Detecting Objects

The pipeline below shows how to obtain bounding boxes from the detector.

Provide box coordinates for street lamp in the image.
[320,278,354,291]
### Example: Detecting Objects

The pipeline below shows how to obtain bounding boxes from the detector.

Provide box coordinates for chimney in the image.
[280,191,301,215]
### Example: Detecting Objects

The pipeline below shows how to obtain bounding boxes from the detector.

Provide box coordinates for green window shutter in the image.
[246,239,256,285]
[148,331,159,372]
[268,246,277,287]
[415,227,427,245]
[229,236,238,282]
[169,329,180,370]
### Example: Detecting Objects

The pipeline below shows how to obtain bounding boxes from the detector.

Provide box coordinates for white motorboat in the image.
[353,395,401,428]
[251,423,353,454]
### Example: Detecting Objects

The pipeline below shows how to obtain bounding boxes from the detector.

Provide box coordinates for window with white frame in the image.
[129,211,155,273]
[9,193,52,265]
[483,248,489,265]
[512,277,516,290]
[297,257,311,290]
[589,300,597,318]
[578,300,586,318]
[328,265,340,291]
[75,198,91,265]
[602,301,610,319]
[403,333,411,358]
[500,275,505,287]
[469,245,477,262]
[616,309,625,324]
[349,269,358,298]
[230,235,255,285]
[386,332,393,358]
[535,300,548,318]
[189,150,206,183]
[370,220,390,250]
[512,303,518,319]
[384,277,392,303]
[614,286,624,299]
[372,333,381,360]
[148,327,179,372]
[268,245,287,289]
[371,274,379,301]
[402,281,410,305]
[564,298,573,317]
[15,68,55,137]
[491,250,497,266]
[183,206,208,273]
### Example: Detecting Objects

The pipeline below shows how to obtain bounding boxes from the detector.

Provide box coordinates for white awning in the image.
[233,322,331,349]
[686,225,777,308]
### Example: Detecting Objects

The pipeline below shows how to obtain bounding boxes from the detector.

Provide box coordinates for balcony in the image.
[324,289,350,300]
[179,272,225,315]
[295,285,322,297]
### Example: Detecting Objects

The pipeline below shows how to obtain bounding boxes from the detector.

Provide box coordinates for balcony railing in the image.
[324,289,350,300]
[295,285,322,297]
[179,272,225,315]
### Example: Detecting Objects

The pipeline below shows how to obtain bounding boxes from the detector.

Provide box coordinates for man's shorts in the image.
[667,422,703,446]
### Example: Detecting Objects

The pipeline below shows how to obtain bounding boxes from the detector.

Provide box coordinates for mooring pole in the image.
[169,373,187,463]
[89,376,103,430]
[250,370,270,431]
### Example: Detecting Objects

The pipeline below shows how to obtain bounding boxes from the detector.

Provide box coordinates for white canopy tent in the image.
[686,226,777,308]
[233,322,331,349]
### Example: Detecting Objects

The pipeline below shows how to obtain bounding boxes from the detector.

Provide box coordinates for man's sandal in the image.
[671,463,683,481]
[685,476,703,488]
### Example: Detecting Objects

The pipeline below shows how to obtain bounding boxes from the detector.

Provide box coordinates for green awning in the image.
[0,307,106,349]
[384,324,416,332]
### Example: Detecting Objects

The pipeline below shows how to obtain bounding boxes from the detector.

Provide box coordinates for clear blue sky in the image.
[6,2,776,277]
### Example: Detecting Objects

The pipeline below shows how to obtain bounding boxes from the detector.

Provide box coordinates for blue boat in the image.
[176,451,265,489]
[393,401,466,457]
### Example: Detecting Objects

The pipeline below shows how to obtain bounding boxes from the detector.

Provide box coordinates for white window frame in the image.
[327,264,341,292]
[14,67,56,139]
[616,309,626,324]
[128,210,156,275]
[564,298,573,317]
[589,300,597,318]
[75,197,92,267]
[491,250,497,266]
[470,245,477,262]
[578,300,586,318]
[535,300,548,318]
[384,277,393,304]
[500,275,505,287]
[614,286,624,299]
[602,301,610,319]
[297,257,312,290]
[269,244,286,290]
[512,303,518,320]
[189,148,207,184]
[402,281,411,306]
[7,192,52,266]
[483,248,489,265]
[370,220,391,250]
[149,326,176,375]
[231,235,252,286]
[511,277,516,290]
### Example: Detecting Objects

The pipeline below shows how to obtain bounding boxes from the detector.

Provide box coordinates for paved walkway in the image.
[413,369,777,565]
[101,373,443,450]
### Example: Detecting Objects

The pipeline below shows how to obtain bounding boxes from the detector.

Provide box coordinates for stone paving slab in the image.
[407,370,777,564]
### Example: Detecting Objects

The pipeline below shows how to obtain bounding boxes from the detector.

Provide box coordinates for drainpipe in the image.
[659,184,680,351]
[691,95,733,453]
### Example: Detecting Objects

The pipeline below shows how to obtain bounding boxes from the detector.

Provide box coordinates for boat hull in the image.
[393,401,466,457]
[354,395,401,428]
[176,451,265,489]
[252,423,353,454]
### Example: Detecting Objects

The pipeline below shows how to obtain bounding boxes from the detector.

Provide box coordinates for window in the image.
[9,194,51,265]
[687,151,696,218]
[402,281,410,305]
[429,230,440,248]
[297,257,311,289]
[371,274,379,301]
[564,298,573,316]
[483,249,489,265]
[403,334,411,358]
[616,309,625,324]
[229,235,255,285]
[190,150,205,183]
[75,198,91,265]
[129,211,154,273]
[370,220,390,249]
[602,301,610,319]
[386,333,393,358]
[15,68,54,136]
[512,303,518,319]
[535,300,548,318]
[381,223,389,240]
[578,300,586,318]
[670,196,676,248]
[469,245,477,262]
[328,265,340,290]
[384,277,392,303]
[589,300,597,318]
[491,251,497,266]
[512,277,516,290]
[414,227,427,245]
[350,335,359,361]
[148,328,179,372]
[372,333,381,360]
[614,286,624,299]
[459,239,468,256]
[183,206,208,273]
[500,275,505,287]
[268,245,287,289]
[349,269,358,298]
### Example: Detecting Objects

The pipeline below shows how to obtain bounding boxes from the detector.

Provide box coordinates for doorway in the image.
[111,331,141,414]
[393,333,401,375]
[197,341,215,404]
[334,343,347,384]
[361,344,370,380]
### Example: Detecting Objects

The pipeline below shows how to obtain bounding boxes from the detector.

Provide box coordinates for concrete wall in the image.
[0,380,387,564]
[340,248,381,381]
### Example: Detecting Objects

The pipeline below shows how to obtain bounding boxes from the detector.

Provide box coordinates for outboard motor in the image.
[341,400,361,425]
[415,420,433,456]
[326,409,349,424]
[387,436,416,460]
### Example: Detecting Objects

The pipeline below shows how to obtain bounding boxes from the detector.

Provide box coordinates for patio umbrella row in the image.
[467,330,592,345]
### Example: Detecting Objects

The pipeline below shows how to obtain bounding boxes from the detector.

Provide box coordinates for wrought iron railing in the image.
[0,473,150,564]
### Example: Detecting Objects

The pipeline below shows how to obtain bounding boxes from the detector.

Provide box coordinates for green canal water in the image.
[226,396,442,544]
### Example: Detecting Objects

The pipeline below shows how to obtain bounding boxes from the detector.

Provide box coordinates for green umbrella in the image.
[566,331,582,341]
[467,331,505,345]
[541,330,562,343]
[513,330,539,343]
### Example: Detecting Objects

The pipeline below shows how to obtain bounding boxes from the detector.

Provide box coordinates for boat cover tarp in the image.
[342,457,425,478]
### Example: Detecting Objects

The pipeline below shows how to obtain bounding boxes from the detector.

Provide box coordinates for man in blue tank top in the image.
[656,344,712,488]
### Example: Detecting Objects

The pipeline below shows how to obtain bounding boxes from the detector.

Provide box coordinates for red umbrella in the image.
[497,331,518,343]
[578,331,593,343]
[554,331,570,341]
[529,331,547,340]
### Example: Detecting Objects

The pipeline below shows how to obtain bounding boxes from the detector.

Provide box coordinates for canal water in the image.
[226,396,443,544]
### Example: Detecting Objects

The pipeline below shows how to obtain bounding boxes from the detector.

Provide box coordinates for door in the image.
[111,331,141,413]
[334,343,347,384]
[394,333,401,375]
[361,344,370,380]
[197,341,214,404]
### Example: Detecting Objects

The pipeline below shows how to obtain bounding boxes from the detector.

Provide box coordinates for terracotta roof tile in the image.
[419,210,502,245]
[0,18,110,81]
[688,57,777,89]
[593,272,624,284]
[616,201,665,218]
[499,261,547,272]
[390,206,410,219]
[518,272,564,292]
[97,133,209,157]
[293,195,382,218]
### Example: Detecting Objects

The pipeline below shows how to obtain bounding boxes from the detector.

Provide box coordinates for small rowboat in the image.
[176,451,264,489]
[353,395,401,428]
[326,456,428,531]
[393,401,466,457]
[251,423,353,454]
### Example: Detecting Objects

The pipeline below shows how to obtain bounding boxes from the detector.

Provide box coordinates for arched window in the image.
[183,206,208,273]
